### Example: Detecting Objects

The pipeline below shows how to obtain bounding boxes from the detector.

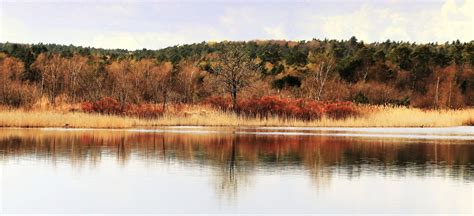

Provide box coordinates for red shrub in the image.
[238,96,283,118]
[238,97,358,121]
[325,102,359,119]
[204,96,232,111]
[82,96,359,121]
[126,104,164,118]
[81,102,93,113]
[92,97,123,115]
[301,101,324,120]
[82,98,164,119]
[235,96,326,121]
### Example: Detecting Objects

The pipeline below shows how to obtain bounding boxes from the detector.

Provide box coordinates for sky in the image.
[0,0,473,50]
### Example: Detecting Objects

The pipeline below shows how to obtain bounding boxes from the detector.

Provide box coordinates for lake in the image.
[1,127,473,214]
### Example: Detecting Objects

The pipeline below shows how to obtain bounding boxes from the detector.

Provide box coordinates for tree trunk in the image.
[229,137,236,181]
[231,90,237,112]
[448,81,452,108]
[162,90,167,112]
[316,86,323,101]
[434,76,440,109]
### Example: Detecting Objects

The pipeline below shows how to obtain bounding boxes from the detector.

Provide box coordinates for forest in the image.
[1,37,473,119]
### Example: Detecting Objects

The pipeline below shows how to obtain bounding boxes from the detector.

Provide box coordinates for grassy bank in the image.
[1,106,473,128]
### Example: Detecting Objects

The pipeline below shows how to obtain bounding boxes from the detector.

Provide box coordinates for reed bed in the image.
[154,107,474,127]
[0,106,473,128]
[0,110,139,128]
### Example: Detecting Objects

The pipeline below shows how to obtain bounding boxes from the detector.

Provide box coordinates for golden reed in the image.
[0,105,473,128]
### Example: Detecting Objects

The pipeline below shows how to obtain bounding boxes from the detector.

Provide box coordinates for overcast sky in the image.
[1,0,473,50]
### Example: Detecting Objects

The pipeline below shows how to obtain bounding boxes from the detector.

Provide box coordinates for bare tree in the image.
[130,59,152,104]
[64,54,89,103]
[77,57,105,102]
[31,54,66,105]
[305,52,336,101]
[105,60,133,109]
[153,62,173,111]
[132,60,173,110]
[0,54,25,105]
[175,61,201,103]
[214,43,259,111]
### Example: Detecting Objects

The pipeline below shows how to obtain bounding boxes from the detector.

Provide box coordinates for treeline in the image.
[0,37,473,110]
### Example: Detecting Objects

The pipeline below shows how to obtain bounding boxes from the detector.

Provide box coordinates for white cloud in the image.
[89,25,230,50]
[1,0,472,50]
[422,0,474,42]
[95,0,473,49]
[299,0,473,43]
[218,7,266,38]
[0,16,30,43]
[263,25,286,40]
[91,32,142,50]
[322,5,373,41]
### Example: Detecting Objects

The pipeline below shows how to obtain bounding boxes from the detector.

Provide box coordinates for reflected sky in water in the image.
[1,128,473,214]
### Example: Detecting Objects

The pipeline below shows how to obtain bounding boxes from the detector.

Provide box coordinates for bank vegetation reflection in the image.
[1,129,473,196]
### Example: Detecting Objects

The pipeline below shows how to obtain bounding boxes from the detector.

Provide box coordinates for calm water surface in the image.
[1,127,473,214]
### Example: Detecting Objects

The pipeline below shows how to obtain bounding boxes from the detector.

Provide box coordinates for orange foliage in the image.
[205,96,359,120]
[80,102,93,113]
[81,97,164,118]
[325,102,358,119]
[90,97,123,115]
[125,104,164,119]
[204,96,232,112]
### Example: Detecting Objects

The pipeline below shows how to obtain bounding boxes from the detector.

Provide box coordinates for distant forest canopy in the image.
[0,36,473,109]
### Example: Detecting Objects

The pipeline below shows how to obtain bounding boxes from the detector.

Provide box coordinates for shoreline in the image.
[1,126,473,141]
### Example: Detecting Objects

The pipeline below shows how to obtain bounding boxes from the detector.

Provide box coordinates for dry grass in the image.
[0,110,140,128]
[331,106,474,127]
[464,117,474,126]
[0,105,473,128]
[155,106,474,127]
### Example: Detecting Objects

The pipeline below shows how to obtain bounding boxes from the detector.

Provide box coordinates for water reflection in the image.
[1,129,473,182]
[1,128,473,213]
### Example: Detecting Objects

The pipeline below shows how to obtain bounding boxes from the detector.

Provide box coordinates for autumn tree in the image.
[175,61,201,103]
[131,59,156,103]
[133,59,174,110]
[426,65,464,109]
[64,54,90,103]
[0,54,22,96]
[105,60,133,109]
[77,56,105,102]
[154,62,174,111]
[31,53,66,105]
[0,54,23,105]
[213,43,260,111]
[303,51,336,101]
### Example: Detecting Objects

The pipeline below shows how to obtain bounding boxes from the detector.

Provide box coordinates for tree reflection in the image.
[1,129,473,194]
